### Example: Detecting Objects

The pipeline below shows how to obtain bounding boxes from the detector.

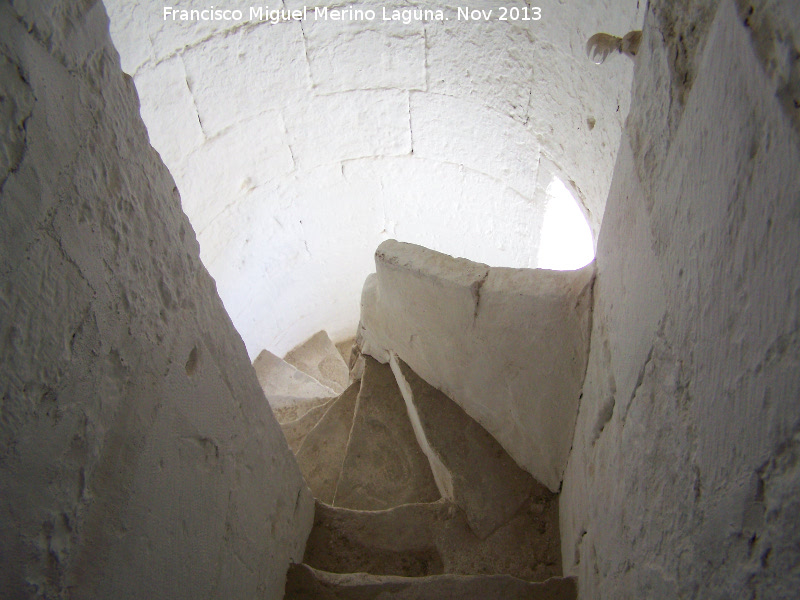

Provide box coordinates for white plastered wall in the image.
[0,2,312,597]
[104,0,643,357]
[560,0,800,597]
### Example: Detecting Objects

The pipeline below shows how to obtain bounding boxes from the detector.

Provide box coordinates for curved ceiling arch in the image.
[105,0,643,356]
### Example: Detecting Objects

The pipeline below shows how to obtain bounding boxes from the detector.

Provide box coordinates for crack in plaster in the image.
[177,53,208,139]
[625,344,655,423]
[469,270,489,326]
[406,90,415,155]
[523,81,534,127]
[298,19,315,88]
[422,25,430,93]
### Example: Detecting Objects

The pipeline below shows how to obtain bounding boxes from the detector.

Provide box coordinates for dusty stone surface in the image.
[0,2,312,598]
[253,349,337,419]
[304,498,560,582]
[334,357,440,510]
[285,564,577,600]
[104,0,643,359]
[360,240,594,491]
[306,502,445,578]
[560,2,800,598]
[296,382,360,504]
[281,398,336,453]
[393,358,542,539]
[284,330,351,394]
[272,396,333,424]
[335,336,356,365]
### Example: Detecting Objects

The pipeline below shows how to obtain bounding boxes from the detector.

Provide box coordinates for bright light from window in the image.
[537,177,595,270]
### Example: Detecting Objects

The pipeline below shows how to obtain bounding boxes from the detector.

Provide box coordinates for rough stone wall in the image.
[359,240,594,491]
[104,0,643,356]
[560,0,800,597]
[0,2,312,598]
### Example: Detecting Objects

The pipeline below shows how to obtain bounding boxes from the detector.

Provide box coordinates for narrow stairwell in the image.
[258,330,577,599]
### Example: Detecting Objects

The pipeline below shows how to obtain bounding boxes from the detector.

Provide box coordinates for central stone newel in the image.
[358,240,594,491]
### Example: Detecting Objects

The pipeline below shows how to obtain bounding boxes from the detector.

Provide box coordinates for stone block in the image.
[133,56,205,165]
[426,20,536,122]
[359,240,594,491]
[410,92,540,200]
[171,108,295,231]
[181,21,311,137]
[284,89,411,170]
[302,13,425,93]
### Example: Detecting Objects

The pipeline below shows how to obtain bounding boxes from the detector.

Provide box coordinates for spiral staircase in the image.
[254,329,577,599]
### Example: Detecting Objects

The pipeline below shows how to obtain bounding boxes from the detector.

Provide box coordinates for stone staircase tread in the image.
[303,498,560,582]
[281,397,338,453]
[334,357,440,510]
[284,330,351,394]
[254,349,337,424]
[394,357,546,539]
[296,381,361,505]
[273,396,333,424]
[284,564,577,600]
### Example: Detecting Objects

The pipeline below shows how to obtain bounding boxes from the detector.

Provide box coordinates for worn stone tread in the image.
[296,382,360,504]
[281,397,337,453]
[273,396,334,424]
[303,498,561,582]
[334,357,440,510]
[284,331,351,393]
[253,349,337,423]
[284,564,577,600]
[394,357,542,538]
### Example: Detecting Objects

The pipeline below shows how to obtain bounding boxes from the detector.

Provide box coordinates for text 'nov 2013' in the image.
[162,6,543,25]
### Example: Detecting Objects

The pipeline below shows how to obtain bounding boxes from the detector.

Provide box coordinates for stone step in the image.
[303,499,561,582]
[392,355,545,539]
[333,357,440,510]
[284,564,577,600]
[272,396,334,424]
[296,382,360,504]
[284,330,351,394]
[335,336,356,365]
[253,349,337,423]
[281,397,336,453]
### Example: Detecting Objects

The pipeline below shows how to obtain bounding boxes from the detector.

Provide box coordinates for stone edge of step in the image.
[280,396,339,452]
[287,563,578,595]
[283,330,351,394]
